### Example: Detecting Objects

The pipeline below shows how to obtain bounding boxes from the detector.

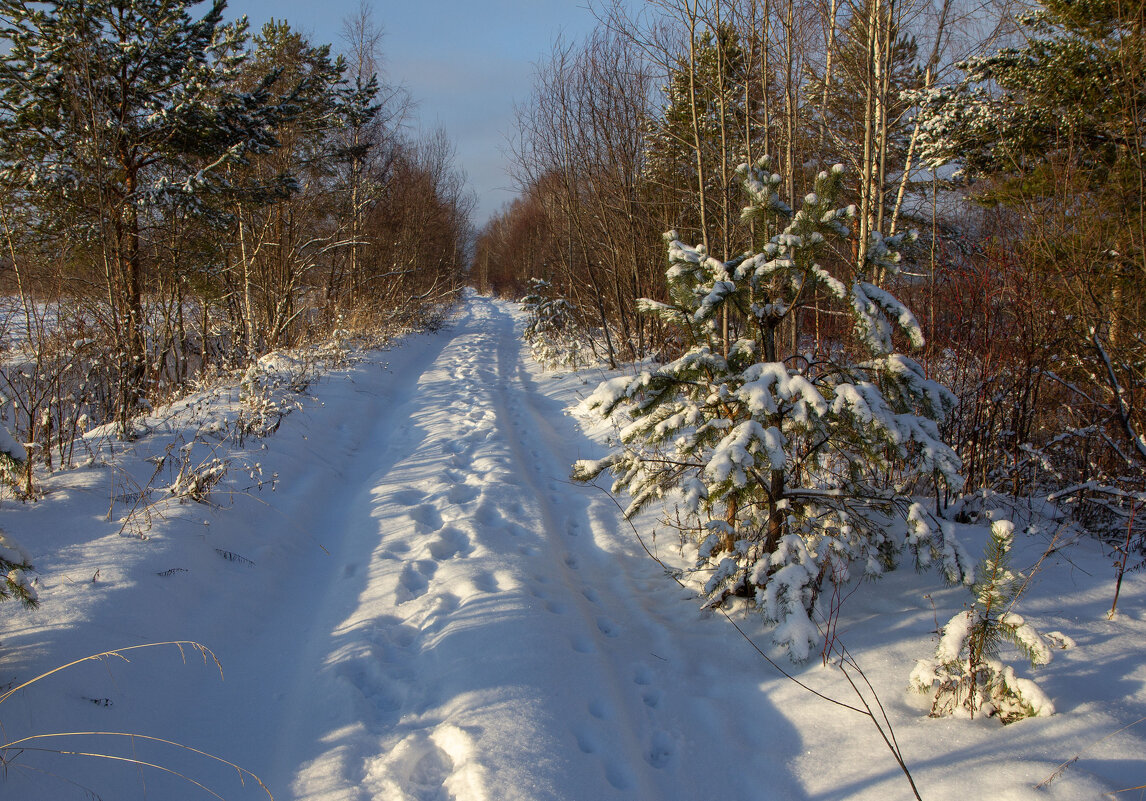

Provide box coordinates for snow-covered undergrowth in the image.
[0,293,1142,800]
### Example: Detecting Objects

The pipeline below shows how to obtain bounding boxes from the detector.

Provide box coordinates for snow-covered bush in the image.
[575,158,968,660]
[236,353,312,440]
[520,279,597,371]
[910,520,1056,723]
[168,441,230,504]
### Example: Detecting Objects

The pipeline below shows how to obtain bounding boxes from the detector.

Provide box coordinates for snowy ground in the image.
[1,293,1143,800]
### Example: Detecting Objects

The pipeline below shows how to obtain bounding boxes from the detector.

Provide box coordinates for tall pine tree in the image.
[0,0,282,431]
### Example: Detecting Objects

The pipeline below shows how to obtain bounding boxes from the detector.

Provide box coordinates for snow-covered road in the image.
[244,294,803,800]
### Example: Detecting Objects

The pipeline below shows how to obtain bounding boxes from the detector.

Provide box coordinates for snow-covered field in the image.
[1,293,1143,800]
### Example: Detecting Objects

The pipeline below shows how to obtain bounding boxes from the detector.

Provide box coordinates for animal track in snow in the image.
[604,760,636,791]
[474,502,503,526]
[397,561,437,604]
[572,725,600,754]
[642,689,663,708]
[469,570,500,594]
[387,736,456,801]
[588,697,610,720]
[409,504,444,532]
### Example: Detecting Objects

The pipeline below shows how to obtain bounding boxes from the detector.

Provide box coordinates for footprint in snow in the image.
[571,634,595,653]
[572,725,600,754]
[396,561,437,604]
[474,502,503,526]
[596,616,620,638]
[604,761,636,791]
[470,571,499,594]
[409,504,444,532]
[446,483,479,505]
[384,622,419,650]
[390,488,425,507]
[335,660,405,732]
[405,742,455,795]
[588,697,611,720]
[428,527,471,560]
[647,731,676,769]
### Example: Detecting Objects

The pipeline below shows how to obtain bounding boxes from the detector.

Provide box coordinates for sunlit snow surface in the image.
[1,293,1142,800]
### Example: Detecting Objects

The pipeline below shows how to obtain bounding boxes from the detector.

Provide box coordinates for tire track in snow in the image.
[485,306,686,795]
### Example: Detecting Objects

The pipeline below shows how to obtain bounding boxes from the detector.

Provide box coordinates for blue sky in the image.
[228,0,608,227]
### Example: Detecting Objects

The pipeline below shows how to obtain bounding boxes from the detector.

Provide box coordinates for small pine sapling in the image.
[910,520,1055,723]
[520,279,593,371]
[575,158,967,661]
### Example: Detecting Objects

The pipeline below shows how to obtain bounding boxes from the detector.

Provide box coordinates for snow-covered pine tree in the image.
[0,0,285,431]
[521,279,592,371]
[910,520,1055,722]
[575,158,968,660]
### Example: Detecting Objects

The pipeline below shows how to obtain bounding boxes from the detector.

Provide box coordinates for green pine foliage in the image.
[0,527,37,609]
[0,0,288,426]
[575,158,968,661]
[520,280,596,371]
[910,520,1056,723]
[912,0,1145,184]
[643,23,755,253]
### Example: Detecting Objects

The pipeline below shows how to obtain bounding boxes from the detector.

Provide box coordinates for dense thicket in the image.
[0,1,471,476]
[481,0,1144,568]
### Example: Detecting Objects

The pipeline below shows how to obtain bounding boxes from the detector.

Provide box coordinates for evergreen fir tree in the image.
[644,23,756,256]
[520,279,592,371]
[910,520,1056,723]
[575,158,968,661]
